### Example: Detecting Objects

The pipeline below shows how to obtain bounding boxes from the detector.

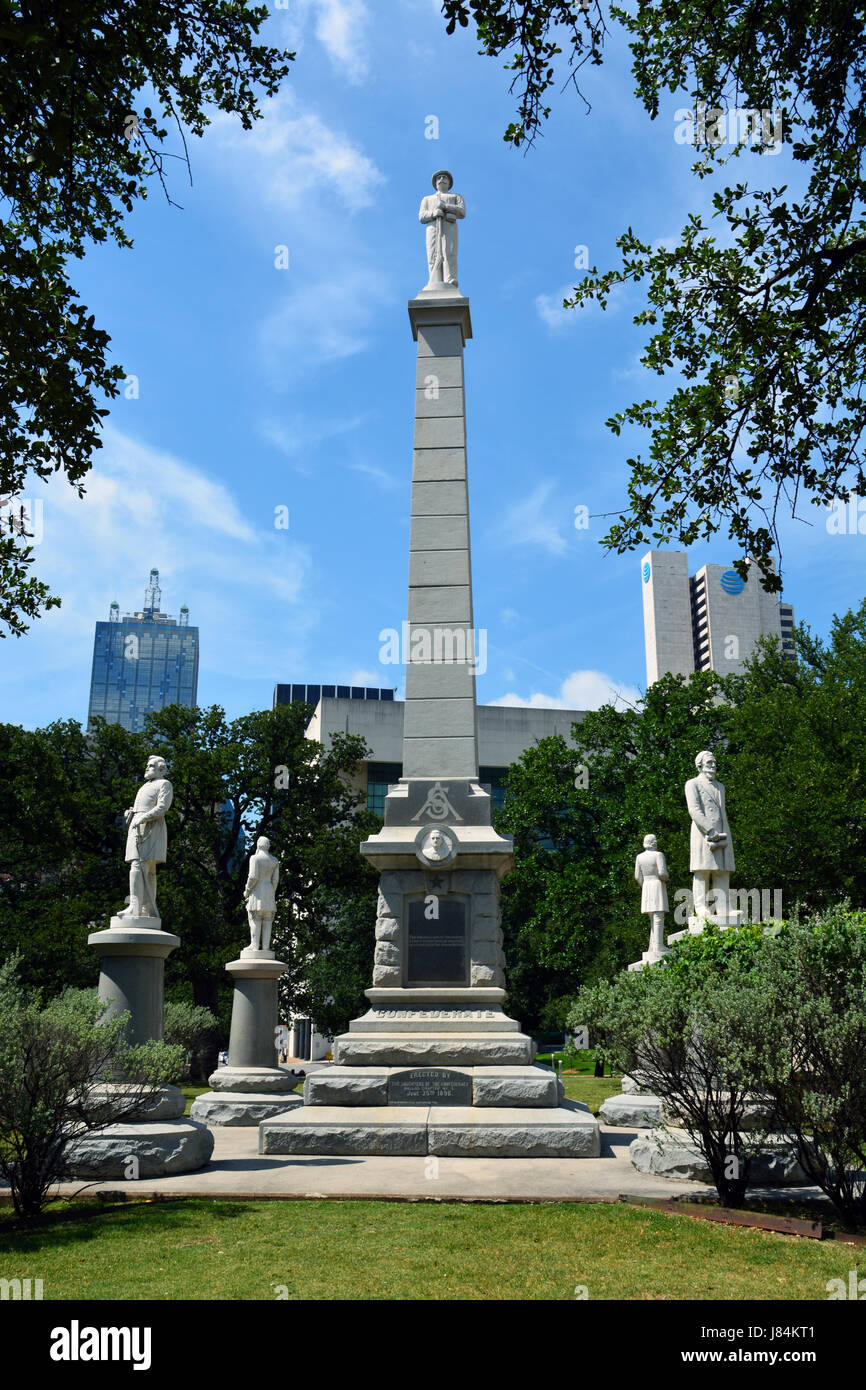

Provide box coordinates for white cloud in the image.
[211,91,385,215]
[260,412,367,469]
[535,278,628,331]
[494,481,567,556]
[500,606,520,628]
[491,669,642,712]
[0,426,319,724]
[259,268,394,379]
[348,667,379,685]
[311,0,371,84]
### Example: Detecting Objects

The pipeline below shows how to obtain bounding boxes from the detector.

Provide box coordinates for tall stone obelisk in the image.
[259,173,599,1158]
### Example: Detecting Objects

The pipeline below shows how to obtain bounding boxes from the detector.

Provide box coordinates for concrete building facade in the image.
[641,550,794,685]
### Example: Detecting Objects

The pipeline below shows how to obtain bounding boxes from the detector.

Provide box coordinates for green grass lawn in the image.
[0,1198,855,1300]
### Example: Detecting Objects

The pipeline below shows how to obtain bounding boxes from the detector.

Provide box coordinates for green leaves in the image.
[0,0,295,634]
[441,0,866,587]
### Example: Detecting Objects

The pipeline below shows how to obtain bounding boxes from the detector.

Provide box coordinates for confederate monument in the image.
[258,174,600,1158]
[628,833,670,970]
[118,754,172,921]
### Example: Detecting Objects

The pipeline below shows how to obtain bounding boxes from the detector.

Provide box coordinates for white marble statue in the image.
[685,750,736,922]
[419,170,465,289]
[118,755,173,920]
[244,836,280,952]
[634,833,670,960]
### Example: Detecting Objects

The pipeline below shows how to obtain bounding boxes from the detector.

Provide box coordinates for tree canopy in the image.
[0,702,379,1032]
[0,0,293,635]
[442,0,866,590]
[495,597,866,1029]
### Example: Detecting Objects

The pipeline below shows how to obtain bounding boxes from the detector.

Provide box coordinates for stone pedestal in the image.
[667,911,743,945]
[191,949,302,1127]
[627,946,670,971]
[66,916,214,1178]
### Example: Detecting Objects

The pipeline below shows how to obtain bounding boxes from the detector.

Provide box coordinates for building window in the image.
[479,766,510,813]
[367,762,403,818]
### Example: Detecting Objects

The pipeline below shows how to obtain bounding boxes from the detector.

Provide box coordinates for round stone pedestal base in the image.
[65,1118,214,1179]
[191,1091,303,1127]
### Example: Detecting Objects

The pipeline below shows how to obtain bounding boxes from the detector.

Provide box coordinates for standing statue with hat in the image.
[419,170,465,289]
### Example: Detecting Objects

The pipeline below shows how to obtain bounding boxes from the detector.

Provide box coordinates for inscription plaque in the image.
[406,897,467,985]
[389,1068,472,1106]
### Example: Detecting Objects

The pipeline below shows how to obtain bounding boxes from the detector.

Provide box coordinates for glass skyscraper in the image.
[87,569,199,733]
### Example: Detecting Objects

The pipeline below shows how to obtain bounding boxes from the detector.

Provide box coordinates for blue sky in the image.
[3,0,863,729]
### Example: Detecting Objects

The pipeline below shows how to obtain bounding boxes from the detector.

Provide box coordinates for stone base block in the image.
[599,1093,663,1128]
[629,1128,808,1185]
[66,1119,214,1179]
[259,1107,429,1157]
[428,1101,600,1158]
[334,1033,535,1067]
[303,1063,560,1108]
[627,949,669,971]
[621,1073,654,1095]
[208,1065,302,1094]
[304,1068,391,1107]
[190,1091,303,1127]
[471,1065,560,1108]
[85,1082,186,1122]
[259,1099,600,1158]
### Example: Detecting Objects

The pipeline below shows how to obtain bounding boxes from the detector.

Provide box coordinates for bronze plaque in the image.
[389,1068,472,1106]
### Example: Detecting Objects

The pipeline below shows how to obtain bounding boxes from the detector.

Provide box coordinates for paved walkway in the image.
[45,1126,826,1204]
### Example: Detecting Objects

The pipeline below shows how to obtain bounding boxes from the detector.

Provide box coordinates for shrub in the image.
[0,955,184,1220]
[163,1001,222,1082]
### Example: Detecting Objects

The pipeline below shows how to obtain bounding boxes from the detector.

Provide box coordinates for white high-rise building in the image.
[641,550,794,686]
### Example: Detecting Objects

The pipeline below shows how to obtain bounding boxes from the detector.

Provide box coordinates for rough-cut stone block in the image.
[372,963,401,986]
[208,1066,300,1094]
[409,550,471,588]
[416,356,463,389]
[415,387,464,418]
[472,1066,559,1108]
[190,1092,302,1127]
[471,963,499,986]
[414,416,465,450]
[599,1093,663,1128]
[334,1033,534,1067]
[375,916,401,942]
[411,480,468,516]
[412,448,466,482]
[621,1072,655,1095]
[428,1101,601,1158]
[304,1068,390,1107]
[471,916,500,943]
[629,1129,809,1184]
[661,1095,782,1132]
[258,1107,429,1156]
[85,1083,186,1123]
[374,940,400,966]
[66,1119,214,1178]
[471,940,500,968]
